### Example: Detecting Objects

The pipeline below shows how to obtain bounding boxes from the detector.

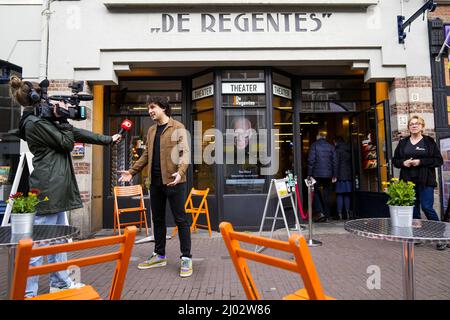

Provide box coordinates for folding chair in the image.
[114,185,149,236]
[219,222,335,300]
[11,226,137,300]
[172,187,212,237]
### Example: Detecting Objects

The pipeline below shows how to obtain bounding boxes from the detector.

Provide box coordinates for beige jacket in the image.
[129,118,190,185]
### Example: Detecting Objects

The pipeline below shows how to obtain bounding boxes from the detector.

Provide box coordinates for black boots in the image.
[314,213,328,223]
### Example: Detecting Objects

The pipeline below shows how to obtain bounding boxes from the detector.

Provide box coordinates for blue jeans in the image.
[25,211,72,298]
[413,185,440,221]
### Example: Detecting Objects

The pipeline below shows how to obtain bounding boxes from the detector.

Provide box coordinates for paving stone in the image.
[1,226,449,300]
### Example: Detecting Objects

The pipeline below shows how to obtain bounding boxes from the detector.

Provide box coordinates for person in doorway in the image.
[307,131,336,222]
[333,136,353,220]
[393,115,445,250]
[10,76,121,297]
[119,96,193,276]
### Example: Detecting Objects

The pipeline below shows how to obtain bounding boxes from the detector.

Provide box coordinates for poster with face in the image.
[224,110,266,194]
[232,116,255,151]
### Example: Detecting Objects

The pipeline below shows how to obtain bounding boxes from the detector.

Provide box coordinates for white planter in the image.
[389,205,414,227]
[11,212,35,234]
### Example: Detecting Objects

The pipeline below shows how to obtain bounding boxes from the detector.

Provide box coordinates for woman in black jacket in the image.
[333,137,353,220]
[393,115,444,249]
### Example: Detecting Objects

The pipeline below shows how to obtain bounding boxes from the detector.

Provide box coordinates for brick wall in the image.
[429,5,450,23]
[389,76,435,141]
[79,191,90,203]
[74,162,91,175]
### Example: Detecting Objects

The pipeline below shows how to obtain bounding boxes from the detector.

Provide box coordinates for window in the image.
[0,80,21,208]
[222,70,264,81]
[445,57,450,125]
[192,73,215,193]
[273,96,294,179]
[301,79,371,113]
[272,72,293,179]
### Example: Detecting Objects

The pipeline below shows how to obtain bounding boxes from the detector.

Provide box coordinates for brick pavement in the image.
[1,223,450,300]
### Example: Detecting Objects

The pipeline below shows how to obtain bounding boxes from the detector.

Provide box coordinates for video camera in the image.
[29,79,91,121]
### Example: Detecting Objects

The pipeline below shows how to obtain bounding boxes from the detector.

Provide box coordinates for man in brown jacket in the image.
[119,96,192,277]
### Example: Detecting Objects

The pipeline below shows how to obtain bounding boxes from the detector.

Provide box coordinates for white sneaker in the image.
[180,257,193,278]
[50,282,85,293]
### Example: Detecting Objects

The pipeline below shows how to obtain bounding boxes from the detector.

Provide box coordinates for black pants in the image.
[313,177,332,218]
[150,175,191,258]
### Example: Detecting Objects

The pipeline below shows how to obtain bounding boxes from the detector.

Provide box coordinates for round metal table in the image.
[344,218,450,300]
[0,225,79,299]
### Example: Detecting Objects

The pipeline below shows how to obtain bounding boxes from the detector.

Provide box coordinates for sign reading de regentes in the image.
[149,12,332,34]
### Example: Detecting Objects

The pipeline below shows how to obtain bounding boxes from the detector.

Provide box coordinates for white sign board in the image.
[273,84,292,99]
[222,82,265,94]
[192,84,214,100]
[274,179,289,198]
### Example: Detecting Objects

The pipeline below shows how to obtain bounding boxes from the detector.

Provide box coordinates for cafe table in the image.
[0,224,79,299]
[344,218,450,300]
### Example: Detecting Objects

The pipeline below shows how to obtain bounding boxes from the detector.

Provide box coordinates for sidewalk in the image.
[1,222,449,300]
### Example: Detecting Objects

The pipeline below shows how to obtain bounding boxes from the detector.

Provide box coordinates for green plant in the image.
[384,178,416,206]
[6,189,48,213]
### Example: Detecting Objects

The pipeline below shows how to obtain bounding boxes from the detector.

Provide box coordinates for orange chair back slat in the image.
[113,185,148,236]
[173,187,212,237]
[114,185,143,197]
[220,222,327,300]
[11,226,137,300]
[27,253,122,276]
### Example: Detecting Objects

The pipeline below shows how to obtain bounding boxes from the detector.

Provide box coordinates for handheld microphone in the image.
[119,119,133,135]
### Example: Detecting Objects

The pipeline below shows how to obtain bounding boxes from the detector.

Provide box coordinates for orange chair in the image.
[219,222,335,300]
[172,187,212,237]
[114,185,149,236]
[11,226,137,300]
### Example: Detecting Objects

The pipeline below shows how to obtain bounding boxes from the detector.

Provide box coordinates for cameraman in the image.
[10,76,121,297]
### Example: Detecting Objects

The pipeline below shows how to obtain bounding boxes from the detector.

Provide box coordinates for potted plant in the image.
[384,178,416,227]
[6,189,48,234]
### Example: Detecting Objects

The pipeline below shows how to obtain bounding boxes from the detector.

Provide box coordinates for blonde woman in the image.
[393,115,445,250]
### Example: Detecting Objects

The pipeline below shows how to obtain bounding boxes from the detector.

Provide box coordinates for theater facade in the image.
[1,0,449,236]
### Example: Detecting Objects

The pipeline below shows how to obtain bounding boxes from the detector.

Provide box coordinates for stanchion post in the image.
[305,177,322,247]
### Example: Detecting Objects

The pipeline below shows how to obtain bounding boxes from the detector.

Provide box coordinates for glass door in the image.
[350,100,392,193]
[350,100,392,218]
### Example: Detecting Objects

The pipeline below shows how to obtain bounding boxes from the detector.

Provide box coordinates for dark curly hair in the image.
[147,96,172,117]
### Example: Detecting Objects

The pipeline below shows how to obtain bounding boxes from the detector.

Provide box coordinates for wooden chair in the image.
[172,187,212,237]
[219,222,335,300]
[114,185,149,236]
[11,226,137,300]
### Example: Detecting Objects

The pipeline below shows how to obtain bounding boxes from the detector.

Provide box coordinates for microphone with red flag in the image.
[118,119,133,136]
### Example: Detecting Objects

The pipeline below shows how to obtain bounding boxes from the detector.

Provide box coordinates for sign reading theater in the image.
[150,12,332,33]
[222,83,265,94]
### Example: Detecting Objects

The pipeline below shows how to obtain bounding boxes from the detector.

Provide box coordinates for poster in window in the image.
[440,137,450,215]
[361,133,377,169]
[0,166,10,184]
[224,110,266,194]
